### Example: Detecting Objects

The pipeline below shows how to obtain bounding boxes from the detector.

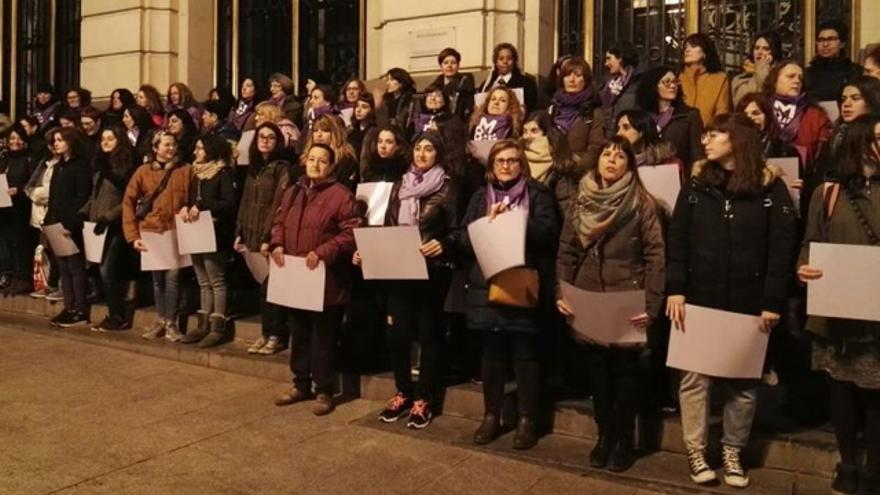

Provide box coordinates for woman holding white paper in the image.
[80,127,137,331]
[44,128,93,327]
[455,140,559,449]
[798,114,880,494]
[374,131,458,429]
[270,143,359,416]
[235,122,294,355]
[0,124,36,295]
[666,114,796,488]
[179,135,237,347]
[122,131,192,341]
[555,136,665,472]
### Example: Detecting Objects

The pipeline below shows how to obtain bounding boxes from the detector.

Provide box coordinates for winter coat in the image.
[600,72,641,136]
[385,173,459,267]
[121,162,192,242]
[791,106,832,166]
[660,105,705,175]
[731,60,771,108]
[187,165,238,251]
[25,158,56,228]
[430,73,476,121]
[376,90,415,130]
[680,66,731,125]
[666,161,797,315]
[44,156,92,248]
[455,182,560,333]
[556,185,666,319]
[236,159,291,251]
[547,104,606,175]
[269,177,360,307]
[805,56,863,103]
[0,151,35,217]
[80,155,137,225]
[479,71,539,113]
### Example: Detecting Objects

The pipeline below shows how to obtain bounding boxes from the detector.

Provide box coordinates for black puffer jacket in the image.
[188,164,238,251]
[455,181,560,333]
[386,172,459,266]
[805,56,863,103]
[666,161,796,315]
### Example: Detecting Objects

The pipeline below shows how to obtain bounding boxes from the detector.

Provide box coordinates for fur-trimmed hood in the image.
[690,159,782,188]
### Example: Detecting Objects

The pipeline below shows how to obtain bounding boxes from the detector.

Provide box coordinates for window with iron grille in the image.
[54,0,81,96]
[0,0,12,115]
[216,0,234,92]
[15,0,51,116]
[558,0,585,57]
[594,0,687,72]
[299,0,360,89]
[239,0,293,92]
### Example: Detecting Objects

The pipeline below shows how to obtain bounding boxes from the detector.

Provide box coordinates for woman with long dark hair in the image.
[375,68,417,129]
[165,108,199,164]
[227,77,259,133]
[679,33,731,125]
[122,105,157,164]
[615,109,682,169]
[732,31,783,107]
[359,124,409,183]
[102,88,136,129]
[600,42,641,136]
[347,92,376,160]
[136,84,166,127]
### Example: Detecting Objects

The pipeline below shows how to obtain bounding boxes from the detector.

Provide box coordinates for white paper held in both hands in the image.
[42,223,80,257]
[636,164,680,215]
[243,250,270,284]
[666,304,767,379]
[140,230,192,271]
[467,209,527,280]
[354,226,428,280]
[808,242,880,322]
[355,182,394,226]
[267,255,326,312]
[559,282,646,344]
[0,174,12,208]
[175,211,217,254]
[82,222,108,264]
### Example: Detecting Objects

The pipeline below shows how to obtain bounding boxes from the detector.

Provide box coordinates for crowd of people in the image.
[1,18,879,493]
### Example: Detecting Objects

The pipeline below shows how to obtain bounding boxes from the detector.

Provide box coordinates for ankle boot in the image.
[512,416,537,450]
[198,314,227,348]
[607,437,636,472]
[181,311,210,343]
[832,463,858,494]
[473,413,501,445]
[590,435,615,468]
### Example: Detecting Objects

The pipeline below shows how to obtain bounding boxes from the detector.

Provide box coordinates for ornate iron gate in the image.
[593,0,687,71]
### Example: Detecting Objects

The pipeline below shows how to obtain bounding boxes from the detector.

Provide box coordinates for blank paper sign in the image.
[175,211,217,254]
[267,255,325,312]
[560,282,646,344]
[808,242,880,322]
[467,210,527,279]
[42,223,80,257]
[243,250,270,284]
[667,305,766,379]
[637,164,680,215]
[354,226,428,280]
[355,182,394,226]
[818,100,840,123]
[0,174,12,208]
[141,230,192,271]
[82,222,107,264]
[767,157,800,208]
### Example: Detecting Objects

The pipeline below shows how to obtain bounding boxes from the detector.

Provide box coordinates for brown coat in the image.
[680,66,731,126]
[556,188,666,318]
[122,162,192,242]
[566,107,606,175]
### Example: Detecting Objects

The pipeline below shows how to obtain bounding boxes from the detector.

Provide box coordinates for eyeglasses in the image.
[659,79,680,87]
[494,157,521,166]
[817,36,840,44]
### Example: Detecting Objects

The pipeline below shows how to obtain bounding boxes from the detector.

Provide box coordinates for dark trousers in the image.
[0,215,36,281]
[99,232,129,319]
[586,344,642,442]
[57,253,88,314]
[385,270,452,402]
[288,306,343,396]
[481,330,539,417]
[260,282,289,340]
[831,379,880,471]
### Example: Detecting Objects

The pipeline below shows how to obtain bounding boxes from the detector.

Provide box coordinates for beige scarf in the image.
[192,160,226,180]
[524,136,554,185]
[573,170,640,247]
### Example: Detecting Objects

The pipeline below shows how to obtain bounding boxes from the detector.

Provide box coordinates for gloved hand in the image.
[93,218,110,235]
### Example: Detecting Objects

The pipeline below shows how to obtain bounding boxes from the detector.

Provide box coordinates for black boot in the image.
[473,413,501,445]
[512,416,537,450]
[589,435,614,468]
[181,311,210,344]
[606,437,636,472]
[832,463,858,493]
[198,314,227,348]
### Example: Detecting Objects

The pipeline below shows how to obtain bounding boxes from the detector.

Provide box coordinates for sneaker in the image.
[141,319,166,340]
[406,400,432,429]
[91,316,112,332]
[257,335,287,355]
[687,449,717,485]
[46,290,64,302]
[275,387,312,406]
[378,392,413,423]
[721,445,749,488]
[95,315,130,332]
[312,393,335,416]
[30,287,50,299]
[50,309,73,327]
[58,311,89,328]
[165,321,184,342]
[248,336,268,354]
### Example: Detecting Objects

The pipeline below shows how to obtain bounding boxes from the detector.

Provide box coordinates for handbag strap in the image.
[148,166,175,202]
[843,187,880,245]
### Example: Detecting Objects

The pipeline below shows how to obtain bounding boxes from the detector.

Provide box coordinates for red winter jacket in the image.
[270,176,360,307]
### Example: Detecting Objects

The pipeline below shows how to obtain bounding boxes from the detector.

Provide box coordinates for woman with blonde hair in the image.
[254,101,301,150]
[299,113,358,189]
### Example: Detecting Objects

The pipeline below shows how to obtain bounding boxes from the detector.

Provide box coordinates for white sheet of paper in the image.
[467,139,498,166]
[339,107,354,128]
[666,305,767,379]
[237,129,254,166]
[355,182,394,226]
[474,88,525,108]
[808,242,880,322]
[266,255,325,311]
[467,210,527,279]
[140,230,192,271]
[354,226,428,280]
[82,222,107,264]
[243,250,270,284]
[42,223,80,257]
[559,282,646,344]
[767,157,801,209]
[175,211,217,254]
[818,100,840,123]
[0,174,12,208]
[637,164,680,215]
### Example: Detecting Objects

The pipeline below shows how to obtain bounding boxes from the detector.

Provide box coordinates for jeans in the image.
[481,331,539,416]
[57,253,88,313]
[386,268,452,402]
[151,269,180,322]
[99,232,128,319]
[586,344,642,441]
[679,371,758,451]
[191,251,228,316]
[288,306,343,395]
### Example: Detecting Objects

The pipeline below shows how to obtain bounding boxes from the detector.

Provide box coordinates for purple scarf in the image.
[473,114,512,141]
[397,165,446,226]
[308,104,335,127]
[552,89,592,134]
[486,177,529,214]
[414,113,437,133]
[599,67,633,109]
[771,94,807,143]
[651,107,675,134]
[229,99,254,131]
